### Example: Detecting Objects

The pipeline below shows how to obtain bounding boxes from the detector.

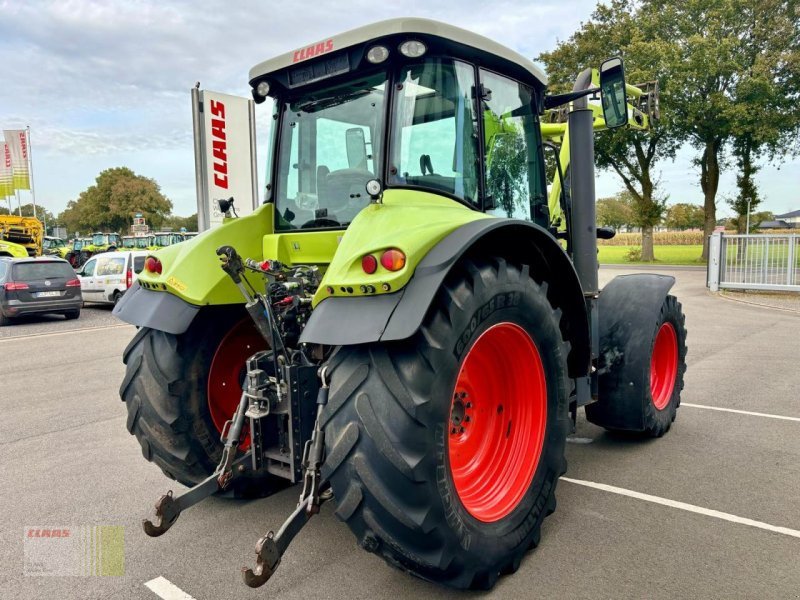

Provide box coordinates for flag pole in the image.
[26,126,38,221]
[15,188,22,216]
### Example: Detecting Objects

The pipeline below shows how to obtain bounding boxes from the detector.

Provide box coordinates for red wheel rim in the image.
[448,322,547,523]
[650,322,678,410]
[207,318,268,447]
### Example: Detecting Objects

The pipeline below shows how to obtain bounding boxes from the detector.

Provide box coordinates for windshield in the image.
[92,234,106,246]
[154,234,172,246]
[135,237,149,248]
[274,71,387,230]
[123,238,136,248]
[73,240,83,250]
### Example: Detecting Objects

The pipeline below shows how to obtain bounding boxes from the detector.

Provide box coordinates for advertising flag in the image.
[3,130,31,190]
[0,143,14,198]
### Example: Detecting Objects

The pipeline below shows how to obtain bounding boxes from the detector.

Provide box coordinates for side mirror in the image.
[345,128,368,170]
[599,57,628,129]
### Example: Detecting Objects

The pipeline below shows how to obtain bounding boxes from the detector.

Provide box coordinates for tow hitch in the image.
[142,244,329,588]
[143,369,253,536]
[242,369,330,587]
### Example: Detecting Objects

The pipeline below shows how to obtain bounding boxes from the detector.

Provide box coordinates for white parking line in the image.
[682,402,800,423]
[562,477,800,539]
[145,576,197,600]
[0,323,131,343]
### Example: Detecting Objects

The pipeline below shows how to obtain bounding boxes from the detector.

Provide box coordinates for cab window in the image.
[480,70,546,223]
[276,71,387,230]
[389,58,480,205]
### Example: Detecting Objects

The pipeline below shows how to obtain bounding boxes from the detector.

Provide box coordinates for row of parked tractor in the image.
[45,231,197,267]
[0,214,197,267]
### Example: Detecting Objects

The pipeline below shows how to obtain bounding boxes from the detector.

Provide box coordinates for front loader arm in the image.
[541,76,659,226]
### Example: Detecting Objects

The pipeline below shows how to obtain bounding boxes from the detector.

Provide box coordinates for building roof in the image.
[775,209,800,219]
[756,220,790,229]
[249,18,548,86]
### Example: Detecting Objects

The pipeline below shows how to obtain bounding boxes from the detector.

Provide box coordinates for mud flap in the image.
[585,274,675,431]
[113,281,200,334]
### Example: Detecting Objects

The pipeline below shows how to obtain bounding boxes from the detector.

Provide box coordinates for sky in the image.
[1,0,798,221]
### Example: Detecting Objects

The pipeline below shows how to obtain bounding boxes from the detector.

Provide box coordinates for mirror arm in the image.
[543,87,599,110]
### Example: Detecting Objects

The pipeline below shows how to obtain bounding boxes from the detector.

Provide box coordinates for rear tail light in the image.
[145,256,162,274]
[65,279,81,287]
[380,249,406,271]
[126,268,133,289]
[361,254,378,274]
[4,282,29,290]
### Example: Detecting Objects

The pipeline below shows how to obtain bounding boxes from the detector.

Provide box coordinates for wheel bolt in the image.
[465,416,470,423]
[465,402,472,408]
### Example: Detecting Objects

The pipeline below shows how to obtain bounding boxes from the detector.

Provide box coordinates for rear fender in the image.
[585,273,676,430]
[114,204,273,332]
[301,219,591,378]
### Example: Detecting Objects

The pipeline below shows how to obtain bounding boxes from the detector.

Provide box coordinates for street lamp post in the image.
[745,198,751,234]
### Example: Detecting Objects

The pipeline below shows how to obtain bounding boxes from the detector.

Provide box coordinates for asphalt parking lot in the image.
[1,266,798,599]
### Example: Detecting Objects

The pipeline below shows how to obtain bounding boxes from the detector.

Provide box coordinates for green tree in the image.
[664,203,705,230]
[596,194,634,230]
[162,213,199,232]
[539,0,677,261]
[640,0,800,257]
[59,167,172,234]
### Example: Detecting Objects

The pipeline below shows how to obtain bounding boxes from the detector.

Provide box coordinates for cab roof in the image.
[249,17,547,87]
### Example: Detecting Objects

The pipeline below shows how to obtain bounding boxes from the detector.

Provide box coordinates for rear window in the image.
[96,256,126,276]
[13,261,74,280]
[133,256,145,274]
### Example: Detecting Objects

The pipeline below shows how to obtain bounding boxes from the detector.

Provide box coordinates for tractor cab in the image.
[91,232,121,249]
[153,232,181,247]
[249,18,553,232]
[122,236,137,249]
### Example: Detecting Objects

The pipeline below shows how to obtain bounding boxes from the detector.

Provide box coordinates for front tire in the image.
[322,257,570,589]
[120,308,283,496]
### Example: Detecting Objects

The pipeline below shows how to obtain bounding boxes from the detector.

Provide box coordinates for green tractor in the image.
[0,239,29,258]
[66,232,121,266]
[42,236,69,258]
[64,237,92,268]
[151,231,183,248]
[115,18,686,591]
[121,235,137,250]
[83,232,121,257]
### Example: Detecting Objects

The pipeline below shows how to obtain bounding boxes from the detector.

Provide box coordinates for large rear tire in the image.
[587,294,687,437]
[322,257,570,589]
[120,308,284,496]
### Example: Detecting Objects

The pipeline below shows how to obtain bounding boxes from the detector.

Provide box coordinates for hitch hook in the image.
[142,491,179,537]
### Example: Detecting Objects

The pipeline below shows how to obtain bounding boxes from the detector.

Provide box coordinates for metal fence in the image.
[708,232,800,292]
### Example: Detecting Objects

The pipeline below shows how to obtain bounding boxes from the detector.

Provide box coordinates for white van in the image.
[77,251,149,305]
